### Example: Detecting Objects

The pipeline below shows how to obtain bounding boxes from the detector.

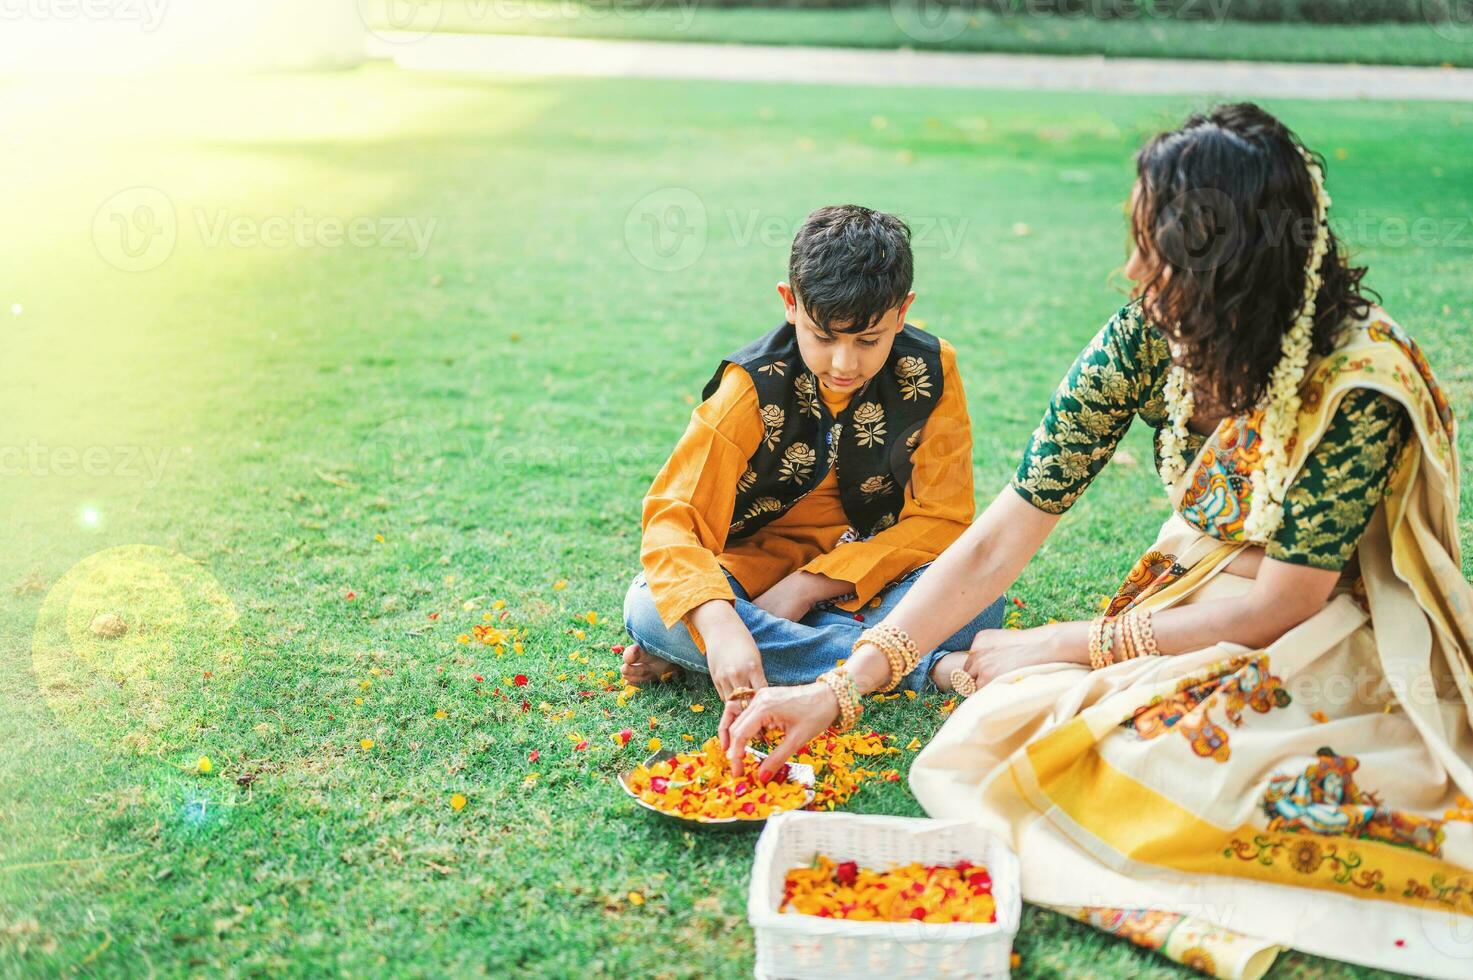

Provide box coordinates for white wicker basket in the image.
[747,811,1021,980]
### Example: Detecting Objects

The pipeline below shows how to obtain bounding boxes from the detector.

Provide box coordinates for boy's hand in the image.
[689,599,768,702]
[754,570,850,623]
[706,632,768,704]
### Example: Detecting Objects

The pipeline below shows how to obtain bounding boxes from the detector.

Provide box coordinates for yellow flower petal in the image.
[553,580,567,591]
[434,709,448,719]
[627,891,645,906]
[493,599,506,610]
[196,756,212,774]
[360,738,375,750]
[689,704,705,713]
[647,737,662,752]
[450,793,467,812]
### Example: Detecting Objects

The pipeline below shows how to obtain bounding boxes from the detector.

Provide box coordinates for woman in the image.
[722,103,1473,978]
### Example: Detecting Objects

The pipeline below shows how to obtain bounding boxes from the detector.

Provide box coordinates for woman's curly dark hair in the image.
[1130,102,1376,415]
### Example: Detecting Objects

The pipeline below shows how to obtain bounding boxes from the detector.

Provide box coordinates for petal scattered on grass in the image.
[450,794,467,812]
[196,756,213,774]
[360,738,374,751]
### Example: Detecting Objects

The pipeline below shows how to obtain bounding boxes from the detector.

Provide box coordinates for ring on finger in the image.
[950,669,978,696]
[727,686,757,705]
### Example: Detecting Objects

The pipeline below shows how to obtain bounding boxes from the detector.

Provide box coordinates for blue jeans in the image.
[622,563,1007,693]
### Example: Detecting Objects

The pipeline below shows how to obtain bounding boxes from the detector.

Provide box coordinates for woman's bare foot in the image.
[620,643,681,686]
[929,651,970,693]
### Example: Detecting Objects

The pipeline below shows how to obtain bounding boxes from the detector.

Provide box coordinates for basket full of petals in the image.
[747,811,1021,979]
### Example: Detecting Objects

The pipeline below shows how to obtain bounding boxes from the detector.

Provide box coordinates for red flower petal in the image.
[741,802,756,815]
[835,861,859,886]
[473,674,484,683]
[650,776,669,793]
[345,590,357,600]
[513,674,529,687]
[573,740,588,751]
[910,907,927,920]
[528,749,540,762]
[611,644,625,654]
[428,611,440,620]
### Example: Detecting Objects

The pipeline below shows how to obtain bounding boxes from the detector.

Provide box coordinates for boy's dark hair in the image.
[788,205,913,336]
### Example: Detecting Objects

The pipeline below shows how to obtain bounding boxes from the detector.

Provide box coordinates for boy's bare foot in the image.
[620,643,681,686]
[929,651,971,693]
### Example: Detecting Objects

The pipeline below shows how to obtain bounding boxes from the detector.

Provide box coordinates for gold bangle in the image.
[1088,616,1107,670]
[1118,611,1137,662]
[855,632,904,693]
[862,624,922,692]
[1101,618,1117,667]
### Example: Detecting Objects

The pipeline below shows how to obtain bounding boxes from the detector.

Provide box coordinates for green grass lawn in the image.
[2,65,1471,977]
[368,0,1473,69]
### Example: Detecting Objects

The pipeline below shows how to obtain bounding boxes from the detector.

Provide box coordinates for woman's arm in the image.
[721,488,1058,776]
[961,553,1339,687]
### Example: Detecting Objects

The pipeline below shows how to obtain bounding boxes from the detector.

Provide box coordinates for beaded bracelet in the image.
[853,624,922,693]
[818,668,862,732]
[1136,609,1161,657]
[1089,616,1118,670]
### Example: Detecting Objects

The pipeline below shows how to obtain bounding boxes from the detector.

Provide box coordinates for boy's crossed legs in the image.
[621,563,1006,694]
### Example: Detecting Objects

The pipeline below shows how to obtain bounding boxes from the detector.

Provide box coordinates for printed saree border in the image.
[1010,716,1473,917]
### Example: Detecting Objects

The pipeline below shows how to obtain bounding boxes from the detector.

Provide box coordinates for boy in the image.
[621,205,1004,702]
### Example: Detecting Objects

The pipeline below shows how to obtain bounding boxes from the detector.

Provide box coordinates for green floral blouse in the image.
[1011,303,1411,571]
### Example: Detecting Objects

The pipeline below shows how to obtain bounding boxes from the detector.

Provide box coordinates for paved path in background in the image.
[367,31,1473,102]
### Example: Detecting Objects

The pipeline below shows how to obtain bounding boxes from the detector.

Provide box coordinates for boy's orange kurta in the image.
[640,338,974,648]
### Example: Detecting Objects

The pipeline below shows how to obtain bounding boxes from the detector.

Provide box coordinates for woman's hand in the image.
[963,622,1086,689]
[753,570,850,624]
[719,683,840,781]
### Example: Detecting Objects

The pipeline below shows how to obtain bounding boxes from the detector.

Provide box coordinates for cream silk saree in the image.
[910,312,1473,978]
